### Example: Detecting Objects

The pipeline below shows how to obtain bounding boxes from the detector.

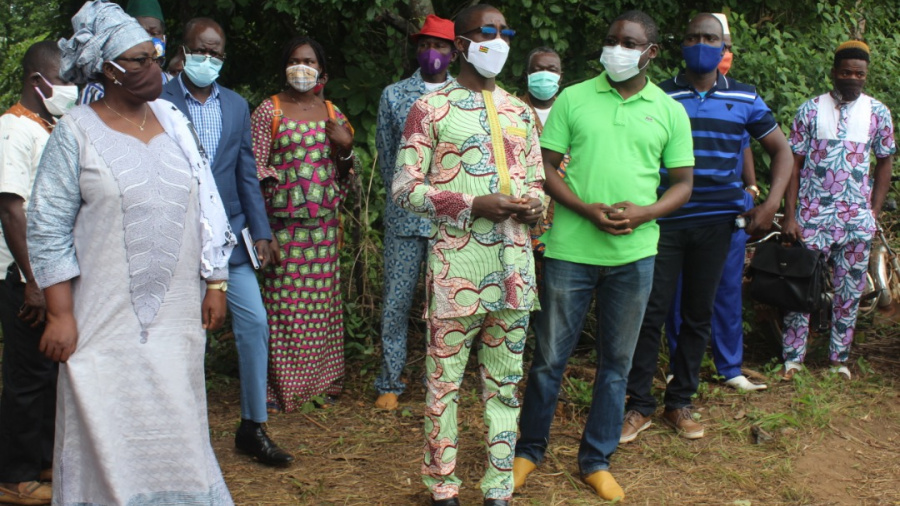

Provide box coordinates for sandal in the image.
[781,361,802,381]
[828,364,852,381]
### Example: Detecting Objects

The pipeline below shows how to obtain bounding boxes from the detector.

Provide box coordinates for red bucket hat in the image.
[411,14,455,42]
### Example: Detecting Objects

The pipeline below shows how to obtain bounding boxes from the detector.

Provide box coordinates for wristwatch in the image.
[207,281,228,293]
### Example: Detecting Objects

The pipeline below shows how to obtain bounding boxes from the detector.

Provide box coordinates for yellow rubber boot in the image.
[512,457,537,489]
[374,393,399,410]
[583,470,625,501]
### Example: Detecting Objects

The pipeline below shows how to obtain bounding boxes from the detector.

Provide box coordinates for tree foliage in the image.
[1,0,898,364]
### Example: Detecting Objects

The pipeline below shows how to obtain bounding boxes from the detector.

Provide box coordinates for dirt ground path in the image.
[208,336,900,506]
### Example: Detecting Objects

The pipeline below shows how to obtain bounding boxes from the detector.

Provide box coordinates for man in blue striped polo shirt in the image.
[621,13,793,442]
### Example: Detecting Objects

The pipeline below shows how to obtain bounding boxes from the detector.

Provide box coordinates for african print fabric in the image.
[250,99,351,411]
[375,69,451,395]
[392,80,545,320]
[783,92,896,363]
[422,309,528,500]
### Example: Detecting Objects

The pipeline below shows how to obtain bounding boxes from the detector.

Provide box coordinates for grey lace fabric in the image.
[80,107,192,340]
[25,104,234,505]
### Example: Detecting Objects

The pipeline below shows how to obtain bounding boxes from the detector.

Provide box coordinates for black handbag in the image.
[748,240,828,313]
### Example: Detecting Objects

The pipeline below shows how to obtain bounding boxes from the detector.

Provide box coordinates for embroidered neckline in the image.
[5,103,54,133]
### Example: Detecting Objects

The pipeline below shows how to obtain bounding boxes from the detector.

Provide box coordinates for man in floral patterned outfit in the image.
[781,40,895,381]
[392,6,544,505]
[374,14,456,411]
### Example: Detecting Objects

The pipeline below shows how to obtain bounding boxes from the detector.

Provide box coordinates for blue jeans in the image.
[227,261,270,422]
[516,256,655,475]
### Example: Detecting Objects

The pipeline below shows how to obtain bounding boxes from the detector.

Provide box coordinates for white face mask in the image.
[599,44,653,82]
[461,37,509,78]
[35,73,78,116]
[286,64,319,93]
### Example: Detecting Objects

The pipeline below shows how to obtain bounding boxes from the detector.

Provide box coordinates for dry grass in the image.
[207,323,900,506]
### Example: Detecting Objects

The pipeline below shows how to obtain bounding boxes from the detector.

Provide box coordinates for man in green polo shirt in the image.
[513,10,694,501]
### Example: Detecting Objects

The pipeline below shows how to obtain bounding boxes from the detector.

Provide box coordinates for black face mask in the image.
[834,78,865,102]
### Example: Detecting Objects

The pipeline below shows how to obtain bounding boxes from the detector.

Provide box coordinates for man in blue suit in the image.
[162,17,293,467]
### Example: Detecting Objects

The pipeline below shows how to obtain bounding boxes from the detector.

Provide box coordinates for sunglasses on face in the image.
[465,25,516,40]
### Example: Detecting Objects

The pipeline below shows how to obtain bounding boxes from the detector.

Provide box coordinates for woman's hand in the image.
[202,285,227,331]
[40,311,78,362]
[325,119,353,153]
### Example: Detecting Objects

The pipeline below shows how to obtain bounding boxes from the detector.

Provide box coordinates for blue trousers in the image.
[227,261,270,422]
[375,233,428,395]
[666,226,749,380]
[517,256,655,475]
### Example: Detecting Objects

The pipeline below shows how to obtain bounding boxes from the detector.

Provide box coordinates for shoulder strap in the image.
[270,95,283,139]
[326,100,355,136]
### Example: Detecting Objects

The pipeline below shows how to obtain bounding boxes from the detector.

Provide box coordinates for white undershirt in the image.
[535,106,552,126]
[424,81,444,92]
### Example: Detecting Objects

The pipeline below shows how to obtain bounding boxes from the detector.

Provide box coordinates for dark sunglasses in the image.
[465,25,516,40]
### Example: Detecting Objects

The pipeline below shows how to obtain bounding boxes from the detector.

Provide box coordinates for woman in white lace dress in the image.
[26,1,235,504]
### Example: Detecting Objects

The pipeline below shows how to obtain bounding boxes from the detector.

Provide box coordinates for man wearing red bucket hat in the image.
[374,14,456,411]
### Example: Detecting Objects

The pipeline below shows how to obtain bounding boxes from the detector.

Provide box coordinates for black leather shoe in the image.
[431,498,461,506]
[234,422,294,467]
[483,500,510,506]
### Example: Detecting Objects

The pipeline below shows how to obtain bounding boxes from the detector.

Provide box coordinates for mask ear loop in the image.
[106,61,127,86]
[638,44,656,72]
[32,73,51,100]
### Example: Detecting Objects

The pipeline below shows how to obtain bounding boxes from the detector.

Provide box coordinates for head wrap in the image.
[125,0,164,22]
[58,0,151,84]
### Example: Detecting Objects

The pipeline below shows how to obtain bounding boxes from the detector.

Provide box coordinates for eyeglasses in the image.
[114,56,157,68]
[183,47,226,65]
[602,38,652,50]
[464,25,516,40]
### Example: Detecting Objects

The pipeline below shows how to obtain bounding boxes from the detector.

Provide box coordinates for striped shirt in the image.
[658,73,778,228]
[176,74,222,163]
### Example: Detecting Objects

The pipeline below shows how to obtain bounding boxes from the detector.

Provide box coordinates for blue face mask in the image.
[182,52,224,88]
[681,43,723,74]
[527,71,561,101]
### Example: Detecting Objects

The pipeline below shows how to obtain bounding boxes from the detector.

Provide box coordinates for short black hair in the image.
[280,36,328,84]
[183,17,225,44]
[834,48,870,67]
[22,40,60,78]
[527,46,559,69]
[612,10,659,44]
[454,4,499,37]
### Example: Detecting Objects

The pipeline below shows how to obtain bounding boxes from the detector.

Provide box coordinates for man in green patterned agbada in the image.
[392,5,545,506]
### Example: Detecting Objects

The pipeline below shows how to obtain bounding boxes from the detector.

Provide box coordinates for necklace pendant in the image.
[139,126,144,131]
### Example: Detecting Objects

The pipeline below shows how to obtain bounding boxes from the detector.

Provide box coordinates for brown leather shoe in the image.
[620,409,652,443]
[0,481,52,505]
[662,407,705,439]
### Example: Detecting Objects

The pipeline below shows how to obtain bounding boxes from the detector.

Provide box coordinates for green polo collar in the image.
[595,72,658,102]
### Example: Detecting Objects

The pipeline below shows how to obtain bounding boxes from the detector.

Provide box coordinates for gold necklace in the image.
[103,99,148,131]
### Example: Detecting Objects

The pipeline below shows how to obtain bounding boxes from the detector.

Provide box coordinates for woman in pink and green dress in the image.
[250,36,355,413]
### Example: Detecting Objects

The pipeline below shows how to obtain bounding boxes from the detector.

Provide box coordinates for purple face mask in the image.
[417,48,452,75]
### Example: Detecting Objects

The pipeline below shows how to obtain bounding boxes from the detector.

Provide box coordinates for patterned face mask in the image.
[286,64,319,93]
